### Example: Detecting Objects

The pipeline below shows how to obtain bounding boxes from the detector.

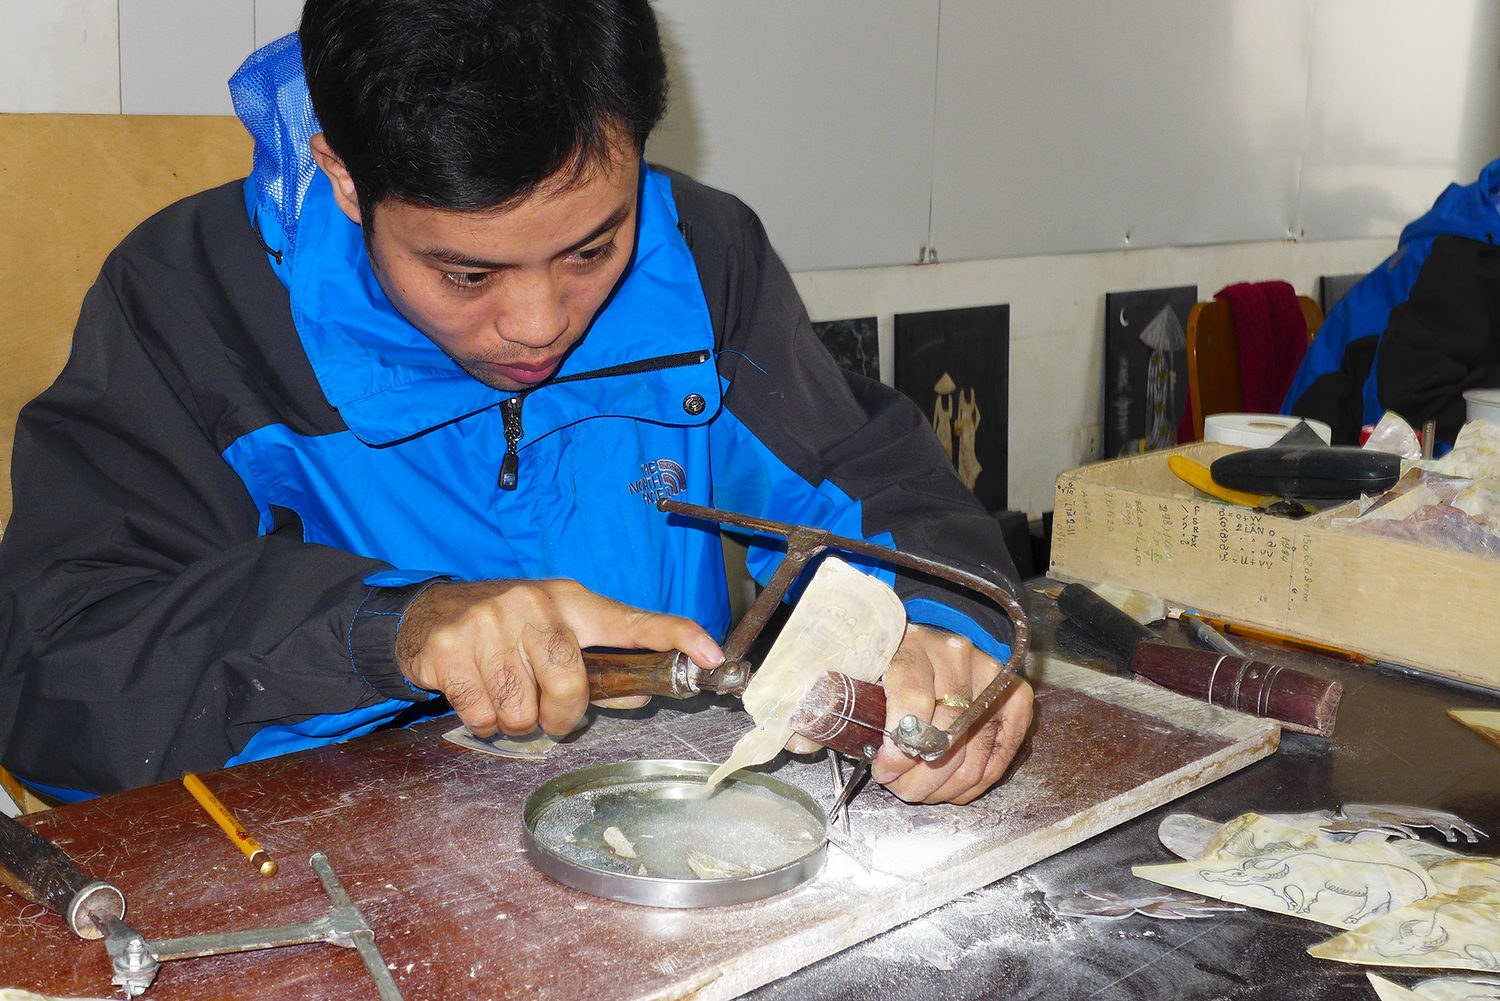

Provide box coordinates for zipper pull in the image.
[499,395,524,491]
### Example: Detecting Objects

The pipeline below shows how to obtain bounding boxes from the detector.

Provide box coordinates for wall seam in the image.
[115,0,123,113]
[924,0,942,259]
[1291,0,1318,240]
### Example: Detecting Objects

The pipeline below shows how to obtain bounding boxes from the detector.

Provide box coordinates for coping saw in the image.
[581,499,1031,762]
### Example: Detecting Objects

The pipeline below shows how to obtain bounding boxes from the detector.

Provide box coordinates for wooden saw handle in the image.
[0,810,125,938]
[788,672,889,760]
[584,649,696,700]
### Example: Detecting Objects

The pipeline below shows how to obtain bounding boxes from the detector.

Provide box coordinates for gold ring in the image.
[937,694,971,710]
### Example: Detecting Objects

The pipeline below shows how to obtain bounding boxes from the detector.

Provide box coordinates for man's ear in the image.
[309,133,363,226]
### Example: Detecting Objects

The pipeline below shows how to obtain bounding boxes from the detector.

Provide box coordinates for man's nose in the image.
[497,269,569,348]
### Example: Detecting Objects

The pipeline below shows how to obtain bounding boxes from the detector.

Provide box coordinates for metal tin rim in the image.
[523,759,827,908]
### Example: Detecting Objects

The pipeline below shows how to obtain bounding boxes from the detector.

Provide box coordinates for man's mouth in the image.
[481,356,563,386]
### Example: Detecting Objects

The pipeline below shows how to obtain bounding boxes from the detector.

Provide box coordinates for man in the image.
[1284,157,1500,446]
[0,0,1031,804]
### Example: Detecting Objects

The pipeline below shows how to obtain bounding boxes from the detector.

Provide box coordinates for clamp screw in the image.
[123,938,153,971]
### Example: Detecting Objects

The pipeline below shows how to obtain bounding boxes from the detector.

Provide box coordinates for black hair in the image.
[299,0,667,220]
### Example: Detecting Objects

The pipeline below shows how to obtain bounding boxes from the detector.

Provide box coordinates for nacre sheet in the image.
[1310,886,1500,970]
[1367,973,1500,1001]
[706,557,905,789]
[1139,807,1500,966]
[1452,709,1500,751]
[1134,838,1434,928]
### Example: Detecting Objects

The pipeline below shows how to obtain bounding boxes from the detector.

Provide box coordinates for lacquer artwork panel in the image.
[811,316,880,380]
[1103,286,1196,457]
[1320,272,1365,317]
[893,305,1008,511]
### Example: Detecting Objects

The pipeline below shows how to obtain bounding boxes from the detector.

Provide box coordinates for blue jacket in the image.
[1283,158,1500,442]
[0,39,1017,797]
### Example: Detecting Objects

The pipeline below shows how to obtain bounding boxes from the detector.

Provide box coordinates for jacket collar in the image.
[285,167,717,446]
[231,36,716,447]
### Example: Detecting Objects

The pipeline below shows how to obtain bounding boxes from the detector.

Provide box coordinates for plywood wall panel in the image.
[0,114,252,521]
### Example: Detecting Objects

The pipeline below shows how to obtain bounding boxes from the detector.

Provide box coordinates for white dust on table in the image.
[853,872,1083,974]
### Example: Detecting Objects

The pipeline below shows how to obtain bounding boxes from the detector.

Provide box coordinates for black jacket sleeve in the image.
[0,185,425,795]
[664,170,1019,651]
[1377,234,1500,444]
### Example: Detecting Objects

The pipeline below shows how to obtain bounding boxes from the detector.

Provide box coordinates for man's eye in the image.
[444,271,492,289]
[573,242,616,267]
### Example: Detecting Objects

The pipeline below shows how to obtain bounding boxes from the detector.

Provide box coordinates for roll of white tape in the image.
[1464,388,1500,423]
[1203,413,1332,448]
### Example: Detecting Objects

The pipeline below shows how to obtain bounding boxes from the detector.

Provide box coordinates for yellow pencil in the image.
[182,773,278,877]
[1198,617,1375,665]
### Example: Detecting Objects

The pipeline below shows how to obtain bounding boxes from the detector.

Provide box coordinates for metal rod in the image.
[311,853,405,1001]
[351,927,406,1001]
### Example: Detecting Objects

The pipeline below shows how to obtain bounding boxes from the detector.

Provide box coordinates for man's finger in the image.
[924,714,1000,804]
[784,734,821,755]
[487,645,540,736]
[872,643,935,786]
[560,586,725,668]
[521,622,589,736]
[445,667,501,737]
[944,683,1035,805]
[881,701,972,803]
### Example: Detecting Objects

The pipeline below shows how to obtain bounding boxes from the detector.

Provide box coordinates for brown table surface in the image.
[4,585,1494,1000]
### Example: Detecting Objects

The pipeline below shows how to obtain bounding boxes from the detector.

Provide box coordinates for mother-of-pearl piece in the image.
[704,558,906,790]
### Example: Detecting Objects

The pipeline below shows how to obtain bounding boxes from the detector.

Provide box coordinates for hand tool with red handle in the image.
[1056,583,1341,736]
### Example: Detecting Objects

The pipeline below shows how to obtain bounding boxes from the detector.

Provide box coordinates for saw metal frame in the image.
[658,498,1031,761]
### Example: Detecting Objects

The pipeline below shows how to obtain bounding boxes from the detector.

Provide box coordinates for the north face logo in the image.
[628,459,688,503]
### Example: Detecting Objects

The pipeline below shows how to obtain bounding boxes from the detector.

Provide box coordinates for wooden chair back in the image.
[1186,294,1324,440]
[0,764,50,814]
[0,114,251,524]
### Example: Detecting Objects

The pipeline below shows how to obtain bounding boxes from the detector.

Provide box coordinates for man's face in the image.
[311,133,640,392]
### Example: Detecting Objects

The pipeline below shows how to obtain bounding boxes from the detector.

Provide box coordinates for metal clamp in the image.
[96,853,403,1000]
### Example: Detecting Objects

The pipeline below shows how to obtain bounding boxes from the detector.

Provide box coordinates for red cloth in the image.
[1214,280,1309,414]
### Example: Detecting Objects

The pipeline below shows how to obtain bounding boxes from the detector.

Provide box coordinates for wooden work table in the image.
[2,586,1497,999]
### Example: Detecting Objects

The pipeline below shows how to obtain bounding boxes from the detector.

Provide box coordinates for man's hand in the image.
[866,624,1033,805]
[395,579,725,738]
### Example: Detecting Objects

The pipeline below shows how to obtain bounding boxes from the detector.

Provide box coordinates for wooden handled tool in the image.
[0,810,127,939]
[0,811,403,999]
[1056,583,1341,736]
[584,649,749,700]
[785,670,1022,761]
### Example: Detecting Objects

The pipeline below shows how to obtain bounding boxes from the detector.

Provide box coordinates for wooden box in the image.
[1050,442,1500,691]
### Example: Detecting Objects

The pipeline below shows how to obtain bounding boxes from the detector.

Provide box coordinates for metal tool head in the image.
[95,915,158,997]
[688,657,752,697]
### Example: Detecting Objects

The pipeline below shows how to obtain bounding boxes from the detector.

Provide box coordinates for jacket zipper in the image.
[497,349,711,491]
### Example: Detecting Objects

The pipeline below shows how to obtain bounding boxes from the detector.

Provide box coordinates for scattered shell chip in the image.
[602,826,637,859]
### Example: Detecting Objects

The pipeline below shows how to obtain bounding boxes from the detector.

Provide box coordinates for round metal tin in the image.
[523,759,827,908]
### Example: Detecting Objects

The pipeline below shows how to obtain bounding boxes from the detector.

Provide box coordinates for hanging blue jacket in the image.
[0,37,1017,797]
[1283,158,1500,443]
